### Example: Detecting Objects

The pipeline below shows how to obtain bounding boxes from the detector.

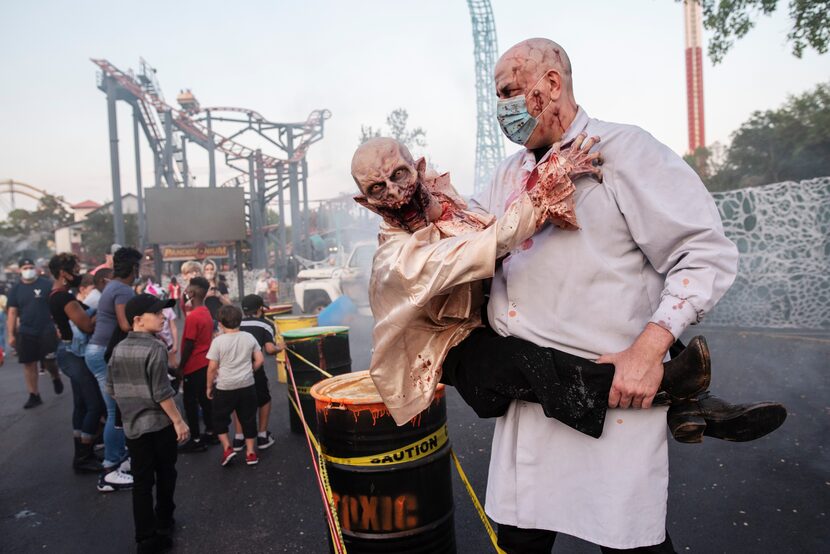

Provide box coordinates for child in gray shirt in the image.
[207,305,264,467]
[108,293,190,552]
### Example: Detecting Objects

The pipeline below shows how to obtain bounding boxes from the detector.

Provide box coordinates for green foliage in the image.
[81,212,139,264]
[358,108,427,152]
[0,194,72,237]
[692,81,830,191]
[0,193,73,259]
[689,0,830,63]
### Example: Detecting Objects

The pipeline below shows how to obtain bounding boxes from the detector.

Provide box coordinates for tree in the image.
[0,193,73,260]
[358,108,427,152]
[693,81,830,191]
[81,212,139,264]
[686,0,830,63]
[683,142,728,182]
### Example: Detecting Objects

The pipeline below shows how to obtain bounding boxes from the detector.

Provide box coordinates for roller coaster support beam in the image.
[105,76,126,246]
[255,150,268,269]
[181,135,189,187]
[276,165,287,276]
[153,244,163,282]
[206,110,216,188]
[133,107,147,250]
[235,241,245,296]
[302,158,310,234]
[163,111,176,187]
[153,147,162,188]
[286,131,305,258]
[246,154,267,269]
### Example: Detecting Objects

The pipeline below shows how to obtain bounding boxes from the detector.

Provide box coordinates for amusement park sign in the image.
[161,243,230,261]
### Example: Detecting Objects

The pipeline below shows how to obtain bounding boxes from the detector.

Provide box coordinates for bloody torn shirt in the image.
[367,173,544,425]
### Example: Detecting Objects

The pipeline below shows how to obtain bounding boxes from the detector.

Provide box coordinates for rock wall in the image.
[706,177,830,329]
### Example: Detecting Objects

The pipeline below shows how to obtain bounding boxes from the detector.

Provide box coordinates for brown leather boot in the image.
[660,336,711,401]
[669,392,787,443]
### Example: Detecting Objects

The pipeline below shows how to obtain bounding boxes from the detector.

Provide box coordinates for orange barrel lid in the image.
[311,370,444,407]
[263,304,293,315]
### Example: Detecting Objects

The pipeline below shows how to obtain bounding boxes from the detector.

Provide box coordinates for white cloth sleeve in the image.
[610,131,738,339]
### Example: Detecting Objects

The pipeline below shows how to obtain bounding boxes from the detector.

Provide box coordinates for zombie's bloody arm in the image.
[377,193,541,307]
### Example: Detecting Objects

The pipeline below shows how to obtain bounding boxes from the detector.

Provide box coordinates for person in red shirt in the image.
[177,277,217,452]
[167,277,181,319]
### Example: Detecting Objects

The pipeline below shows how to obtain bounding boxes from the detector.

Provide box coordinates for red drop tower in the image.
[684,0,705,153]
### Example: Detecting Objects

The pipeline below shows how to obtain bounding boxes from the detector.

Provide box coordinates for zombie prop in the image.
[352,136,684,430]
[352,137,553,424]
[353,138,785,444]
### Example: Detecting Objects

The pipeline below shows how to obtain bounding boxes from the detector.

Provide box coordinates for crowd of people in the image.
[6,250,283,553]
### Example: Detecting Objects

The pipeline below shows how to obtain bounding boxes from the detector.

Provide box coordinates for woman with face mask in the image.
[48,253,105,473]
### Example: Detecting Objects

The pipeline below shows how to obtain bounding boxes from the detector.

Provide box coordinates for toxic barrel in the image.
[269,314,318,383]
[311,371,455,554]
[284,326,351,434]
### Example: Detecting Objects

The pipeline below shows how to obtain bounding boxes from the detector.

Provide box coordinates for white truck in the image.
[293,241,376,314]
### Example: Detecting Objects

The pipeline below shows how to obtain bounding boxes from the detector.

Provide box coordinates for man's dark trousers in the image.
[182,367,213,436]
[498,525,676,554]
[125,425,177,542]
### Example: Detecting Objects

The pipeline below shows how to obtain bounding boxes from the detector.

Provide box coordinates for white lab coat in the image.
[472,108,738,548]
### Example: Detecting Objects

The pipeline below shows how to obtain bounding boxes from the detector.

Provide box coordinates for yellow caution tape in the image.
[288,393,321,453]
[451,449,507,554]
[322,425,449,467]
[288,385,312,396]
[286,359,347,554]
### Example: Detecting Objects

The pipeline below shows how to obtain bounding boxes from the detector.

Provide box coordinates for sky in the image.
[0,0,827,214]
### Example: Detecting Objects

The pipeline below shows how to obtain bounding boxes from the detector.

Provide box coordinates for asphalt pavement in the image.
[0,323,827,553]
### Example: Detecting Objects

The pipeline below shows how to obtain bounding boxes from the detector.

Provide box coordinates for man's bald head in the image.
[496,38,573,94]
[494,38,578,149]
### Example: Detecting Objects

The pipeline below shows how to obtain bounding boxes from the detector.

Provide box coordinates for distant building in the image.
[54,194,137,258]
[91,194,138,217]
[70,199,102,222]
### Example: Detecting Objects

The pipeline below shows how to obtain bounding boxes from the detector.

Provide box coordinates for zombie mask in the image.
[352,138,440,232]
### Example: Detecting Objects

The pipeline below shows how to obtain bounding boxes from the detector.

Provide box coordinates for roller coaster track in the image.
[199,106,267,122]
[93,0,500,197]
[0,179,71,211]
[91,59,330,185]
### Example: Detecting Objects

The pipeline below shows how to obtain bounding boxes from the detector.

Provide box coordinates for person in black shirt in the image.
[48,253,105,472]
[7,257,64,408]
[235,294,283,450]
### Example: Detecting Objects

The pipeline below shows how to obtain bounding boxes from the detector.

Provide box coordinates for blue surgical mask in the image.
[496,72,553,145]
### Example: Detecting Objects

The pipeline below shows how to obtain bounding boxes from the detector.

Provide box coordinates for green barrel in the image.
[283,326,351,434]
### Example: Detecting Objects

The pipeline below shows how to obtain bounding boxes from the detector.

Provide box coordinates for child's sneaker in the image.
[97,468,133,492]
[221,447,236,467]
[119,457,131,474]
[23,393,43,409]
[246,452,259,466]
[178,438,208,453]
[257,431,275,450]
[232,437,245,452]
